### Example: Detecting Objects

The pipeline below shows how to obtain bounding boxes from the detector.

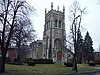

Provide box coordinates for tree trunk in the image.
[72,41,78,72]
[82,57,85,64]
[0,53,6,73]
[73,53,78,72]
[17,46,21,63]
[87,59,90,64]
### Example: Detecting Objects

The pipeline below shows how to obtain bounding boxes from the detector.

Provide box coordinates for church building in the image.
[28,2,73,63]
[42,2,72,62]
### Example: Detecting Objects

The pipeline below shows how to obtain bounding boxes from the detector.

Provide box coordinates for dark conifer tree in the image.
[84,31,94,63]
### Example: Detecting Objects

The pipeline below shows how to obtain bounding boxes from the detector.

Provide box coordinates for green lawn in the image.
[0,64,98,75]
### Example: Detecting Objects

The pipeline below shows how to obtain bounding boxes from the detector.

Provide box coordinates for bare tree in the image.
[0,0,34,73]
[12,17,36,63]
[69,0,86,72]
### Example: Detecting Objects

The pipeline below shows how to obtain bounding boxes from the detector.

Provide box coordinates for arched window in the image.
[55,20,58,27]
[46,20,50,30]
[54,38,62,50]
[59,21,62,28]
[47,22,48,30]
[48,20,50,29]
[45,23,47,30]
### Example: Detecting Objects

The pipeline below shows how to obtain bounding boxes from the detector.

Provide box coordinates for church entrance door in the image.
[57,51,62,60]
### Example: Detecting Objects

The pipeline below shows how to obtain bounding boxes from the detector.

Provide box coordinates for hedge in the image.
[88,63,96,66]
[26,59,54,64]
[32,59,54,64]
[27,61,35,66]
[64,63,73,67]
[25,58,33,63]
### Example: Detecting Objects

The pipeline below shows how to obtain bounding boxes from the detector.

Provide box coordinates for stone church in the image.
[28,2,73,63]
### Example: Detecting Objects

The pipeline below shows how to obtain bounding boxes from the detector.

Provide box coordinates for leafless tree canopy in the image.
[0,0,35,72]
[67,0,87,51]
[68,0,87,72]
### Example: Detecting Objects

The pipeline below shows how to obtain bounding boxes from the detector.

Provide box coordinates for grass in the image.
[35,64,72,74]
[0,64,99,75]
[77,64,97,73]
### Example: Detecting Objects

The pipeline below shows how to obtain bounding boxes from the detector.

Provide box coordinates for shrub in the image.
[26,59,54,64]
[88,63,96,66]
[94,60,100,65]
[14,62,23,65]
[6,57,11,64]
[64,63,73,67]
[95,62,100,65]
[25,58,33,63]
[27,61,35,66]
[14,58,17,62]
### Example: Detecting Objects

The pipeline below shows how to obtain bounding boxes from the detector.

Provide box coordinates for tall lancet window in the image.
[54,39,62,50]
[47,22,48,30]
[48,20,50,29]
[55,19,58,27]
[59,20,61,28]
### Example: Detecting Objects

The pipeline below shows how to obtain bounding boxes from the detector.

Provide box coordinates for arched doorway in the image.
[57,51,62,60]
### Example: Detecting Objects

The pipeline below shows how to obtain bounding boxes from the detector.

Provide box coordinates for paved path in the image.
[56,70,100,75]
[56,66,100,75]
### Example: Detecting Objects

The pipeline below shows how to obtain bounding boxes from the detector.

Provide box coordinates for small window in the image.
[45,23,47,30]
[59,21,61,28]
[55,20,58,27]
[44,25,46,30]
[44,54,45,57]
[47,22,48,30]
[46,21,50,30]
[48,20,50,29]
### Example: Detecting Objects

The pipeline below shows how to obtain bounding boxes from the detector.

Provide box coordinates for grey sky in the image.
[28,0,100,50]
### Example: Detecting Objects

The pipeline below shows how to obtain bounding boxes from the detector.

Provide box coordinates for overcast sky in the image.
[28,0,100,51]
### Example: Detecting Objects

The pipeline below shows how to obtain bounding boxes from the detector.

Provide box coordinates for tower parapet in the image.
[45,2,65,16]
[57,6,59,11]
[45,8,47,14]
[51,2,53,10]
[63,6,65,14]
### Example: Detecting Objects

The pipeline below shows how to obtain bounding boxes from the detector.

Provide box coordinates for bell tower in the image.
[43,2,66,62]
